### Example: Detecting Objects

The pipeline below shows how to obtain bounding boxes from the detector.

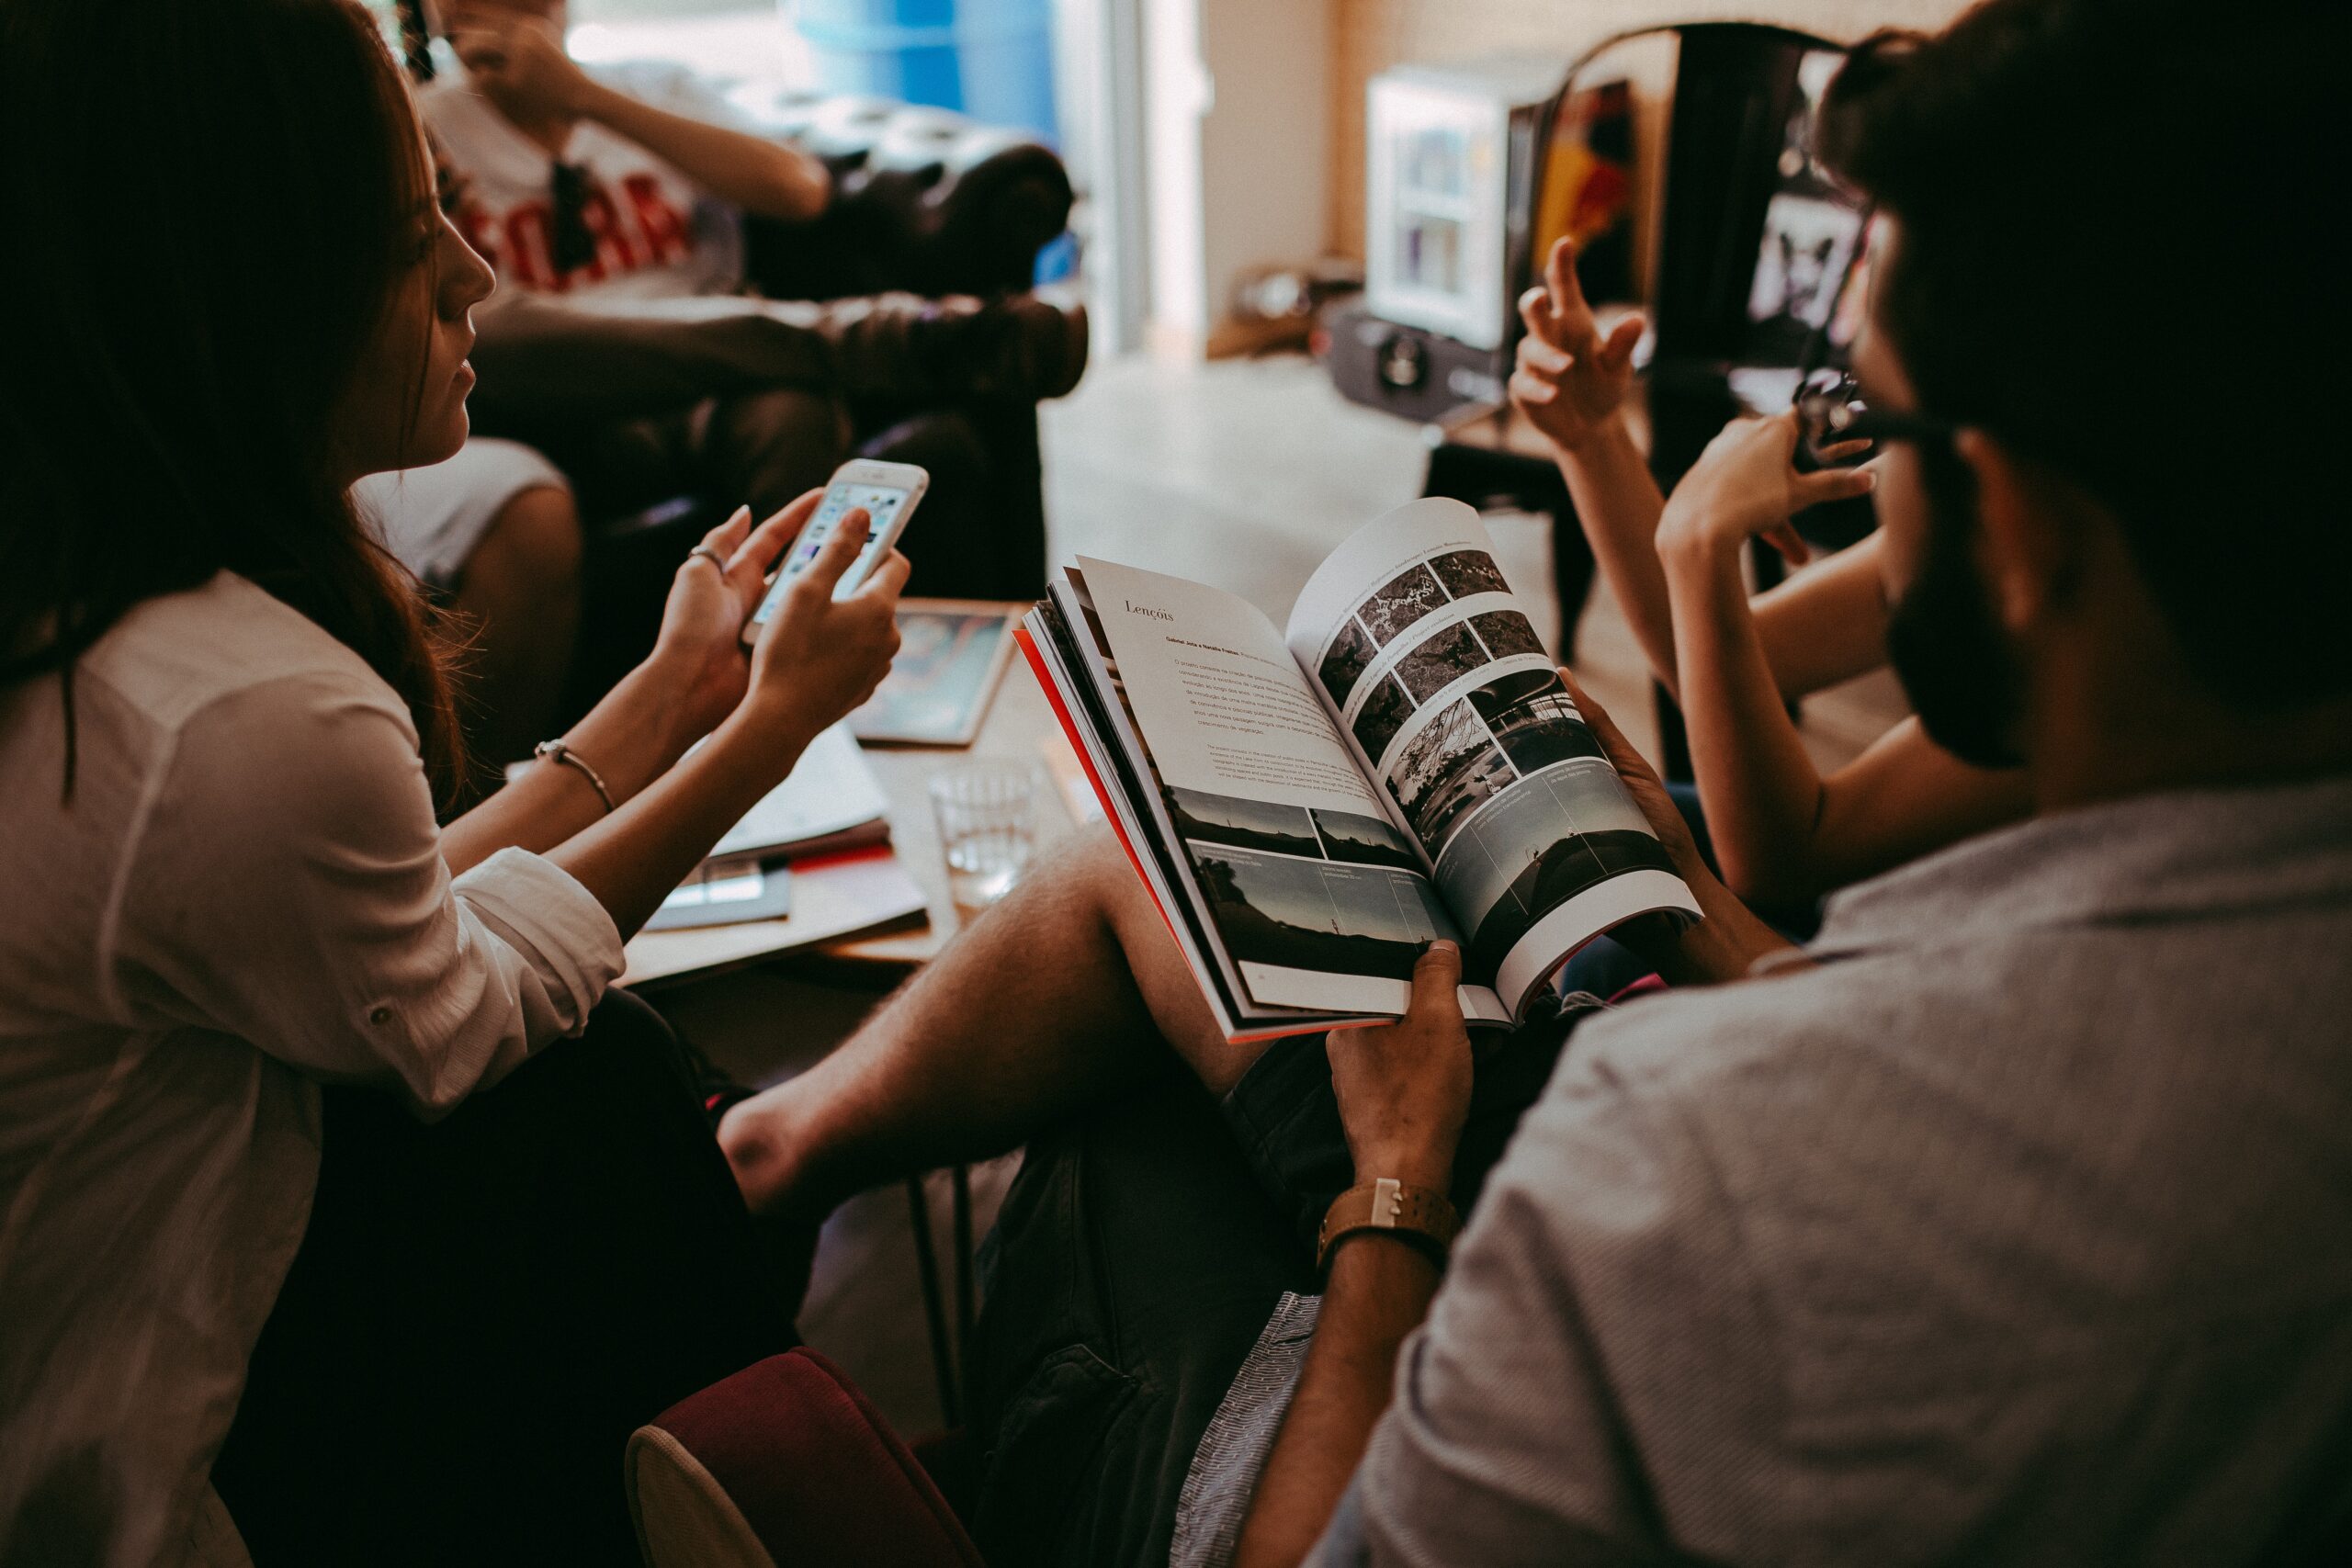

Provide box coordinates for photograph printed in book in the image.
[1378,666,1676,973]
[1466,669,1608,775]
[1317,547,1519,682]
[1190,847,1459,983]
[1318,616,1378,707]
[1436,754,1679,981]
[1428,548,1510,600]
[1467,609,1545,662]
[1169,784,1459,982]
[1167,787,1324,859]
[1356,561,1453,646]
[1351,672,1416,766]
[1347,603,1549,773]
[1394,618,1492,705]
[1311,807,1423,871]
[1385,698,1515,857]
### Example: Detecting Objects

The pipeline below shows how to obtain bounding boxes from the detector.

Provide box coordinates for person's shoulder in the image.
[79,572,404,739]
[1553,963,1895,1102]
[414,73,481,140]
[415,72,490,130]
[416,75,540,180]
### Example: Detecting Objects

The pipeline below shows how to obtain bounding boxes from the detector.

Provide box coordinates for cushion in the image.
[628,1348,984,1568]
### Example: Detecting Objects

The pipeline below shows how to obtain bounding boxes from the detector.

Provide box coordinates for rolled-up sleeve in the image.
[104,670,625,1116]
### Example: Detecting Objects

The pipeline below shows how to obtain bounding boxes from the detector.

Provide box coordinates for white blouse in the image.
[0,572,625,1567]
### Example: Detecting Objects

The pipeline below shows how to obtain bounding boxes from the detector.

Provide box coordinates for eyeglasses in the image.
[1795,368,1958,463]
[549,160,597,275]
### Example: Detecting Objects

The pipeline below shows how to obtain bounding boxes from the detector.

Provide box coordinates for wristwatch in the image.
[1317,1178,1460,1275]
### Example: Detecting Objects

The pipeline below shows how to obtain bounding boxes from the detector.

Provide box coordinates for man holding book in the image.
[722,1,2352,1561]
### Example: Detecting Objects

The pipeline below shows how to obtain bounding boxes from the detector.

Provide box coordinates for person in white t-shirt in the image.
[362,0,1082,784]
[430,0,828,296]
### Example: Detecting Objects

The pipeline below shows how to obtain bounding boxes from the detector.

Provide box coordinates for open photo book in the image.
[1017,497,1701,1043]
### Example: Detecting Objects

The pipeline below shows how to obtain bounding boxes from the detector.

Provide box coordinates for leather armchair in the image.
[729,89,1074,302]
[390,3,1075,715]
[553,86,1071,718]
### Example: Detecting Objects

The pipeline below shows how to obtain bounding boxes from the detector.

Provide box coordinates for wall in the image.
[1326,0,1974,260]
[1140,0,1331,350]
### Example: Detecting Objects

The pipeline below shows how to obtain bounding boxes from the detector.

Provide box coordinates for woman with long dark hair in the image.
[0,2,904,1562]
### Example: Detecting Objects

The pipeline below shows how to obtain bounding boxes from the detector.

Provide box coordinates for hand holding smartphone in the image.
[741,458,926,645]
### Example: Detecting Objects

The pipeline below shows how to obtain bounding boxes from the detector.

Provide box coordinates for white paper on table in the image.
[708,723,889,861]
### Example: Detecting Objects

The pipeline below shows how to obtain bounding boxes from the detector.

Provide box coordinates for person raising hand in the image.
[1510,233,2027,909]
[438,0,828,224]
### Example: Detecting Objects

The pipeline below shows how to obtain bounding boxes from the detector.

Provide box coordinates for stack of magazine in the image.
[644,724,890,931]
[1019,498,1698,1043]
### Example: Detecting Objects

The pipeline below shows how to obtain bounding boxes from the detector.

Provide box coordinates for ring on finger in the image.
[685,544,727,572]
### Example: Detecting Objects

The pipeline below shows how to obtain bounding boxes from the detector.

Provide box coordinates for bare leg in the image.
[720,826,1270,1221]
[444,483,582,777]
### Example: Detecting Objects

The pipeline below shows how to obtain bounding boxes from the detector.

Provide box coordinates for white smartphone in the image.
[741,458,927,644]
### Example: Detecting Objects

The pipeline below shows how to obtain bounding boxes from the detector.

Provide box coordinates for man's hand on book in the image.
[1329,942,1474,1192]
[1510,237,1645,457]
[1558,668,1704,876]
[1557,668,1804,985]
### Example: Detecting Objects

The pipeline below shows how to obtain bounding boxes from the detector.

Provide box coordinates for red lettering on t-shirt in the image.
[458,174,696,293]
[573,186,636,282]
[618,173,693,267]
[502,204,559,291]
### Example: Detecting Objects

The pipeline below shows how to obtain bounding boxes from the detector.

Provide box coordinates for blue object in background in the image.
[790,0,1058,144]
[1032,229,1079,286]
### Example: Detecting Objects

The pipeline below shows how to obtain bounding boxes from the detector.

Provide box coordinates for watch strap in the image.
[1317,1178,1460,1275]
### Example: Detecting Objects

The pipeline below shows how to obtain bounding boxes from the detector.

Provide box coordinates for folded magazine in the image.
[1019,498,1699,1043]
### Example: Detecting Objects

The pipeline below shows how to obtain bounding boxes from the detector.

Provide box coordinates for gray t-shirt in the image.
[1306,776,2352,1564]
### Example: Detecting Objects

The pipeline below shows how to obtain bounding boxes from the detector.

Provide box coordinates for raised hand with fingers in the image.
[1510,235,1645,455]
[1555,667,1707,882]
[1657,412,1877,569]
[1327,942,1476,1192]
[645,499,790,746]
[742,499,906,751]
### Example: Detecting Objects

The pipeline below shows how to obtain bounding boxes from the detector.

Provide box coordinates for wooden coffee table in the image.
[622,613,1087,992]
[628,615,1085,1425]
[821,644,1084,976]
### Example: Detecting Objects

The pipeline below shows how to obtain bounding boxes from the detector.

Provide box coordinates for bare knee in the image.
[456,483,582,615]
[1056,822,1248,1086]
[1027,820,1141,932]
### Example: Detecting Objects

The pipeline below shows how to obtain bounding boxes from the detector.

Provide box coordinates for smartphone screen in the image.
[749,480,911,626]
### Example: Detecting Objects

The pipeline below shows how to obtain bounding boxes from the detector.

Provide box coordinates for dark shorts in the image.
[965,1000,1596,1568]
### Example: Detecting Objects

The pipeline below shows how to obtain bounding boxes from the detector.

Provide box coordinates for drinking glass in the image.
[929,762,1037,912]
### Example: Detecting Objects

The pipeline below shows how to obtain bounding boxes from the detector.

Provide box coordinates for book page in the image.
[1283,501,1698,1012]
[1076,558,1508,1022]
[709,723,888,860]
